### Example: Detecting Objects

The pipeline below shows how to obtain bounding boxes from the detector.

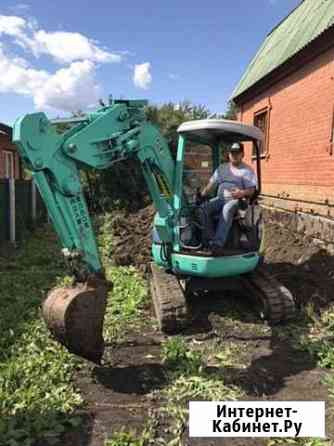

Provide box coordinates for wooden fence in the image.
[0,178,46,245]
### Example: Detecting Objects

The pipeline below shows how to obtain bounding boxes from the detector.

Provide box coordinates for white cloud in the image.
[0,44,48,95]
[34,60,100,111]
[0,44,100,111]
[0,14,138,112]
[32,30,122,64]
[0,14,122,64]
[0,15,26,37]
[133,62,152,89]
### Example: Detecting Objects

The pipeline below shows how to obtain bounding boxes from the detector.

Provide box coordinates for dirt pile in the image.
[264,223,334,312]
[111,204,155,274]
[110,204,334,310]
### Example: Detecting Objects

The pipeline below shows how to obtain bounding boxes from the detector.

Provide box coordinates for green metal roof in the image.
[232,0,334,100]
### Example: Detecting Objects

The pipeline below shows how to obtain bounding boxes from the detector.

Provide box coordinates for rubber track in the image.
[150,263,190,334]
[242,267,295,323]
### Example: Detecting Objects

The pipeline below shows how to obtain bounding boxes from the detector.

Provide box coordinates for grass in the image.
[158,336,244,445]
[267,439,331,446]
[0,228,83,445]
[0,217,150,445]
[97,213,150,344]
[277,305,334,370]
[103,265,149,344]
[4,216,334,446]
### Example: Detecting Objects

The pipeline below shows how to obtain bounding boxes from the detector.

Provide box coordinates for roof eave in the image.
[0,123,13,137]
[232,24,334,105]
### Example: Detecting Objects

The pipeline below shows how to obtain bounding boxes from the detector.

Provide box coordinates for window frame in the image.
[252,106,271,159]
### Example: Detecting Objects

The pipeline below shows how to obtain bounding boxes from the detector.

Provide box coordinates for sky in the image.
[0,0,301,125]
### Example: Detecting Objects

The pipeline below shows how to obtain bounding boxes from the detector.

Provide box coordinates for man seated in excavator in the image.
[199,142,257,255]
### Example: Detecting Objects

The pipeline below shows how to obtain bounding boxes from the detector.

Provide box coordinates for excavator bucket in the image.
[42,277,110,364]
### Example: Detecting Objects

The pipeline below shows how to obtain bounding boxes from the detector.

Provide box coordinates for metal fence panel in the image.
[0,179,9,242]
[15,180,32,241]
[0,179,46,245]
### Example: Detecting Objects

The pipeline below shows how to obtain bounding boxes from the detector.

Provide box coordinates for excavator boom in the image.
[13,99,176,362]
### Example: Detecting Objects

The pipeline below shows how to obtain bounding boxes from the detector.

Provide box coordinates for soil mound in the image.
[110,205,334,310]
[111,204,155,274]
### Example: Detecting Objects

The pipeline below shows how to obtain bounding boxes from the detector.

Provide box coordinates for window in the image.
[253,107,270,157]
[4,151,14,178]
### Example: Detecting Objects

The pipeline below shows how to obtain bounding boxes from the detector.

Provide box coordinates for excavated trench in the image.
[111,203,334,312]
[65,204,334,446]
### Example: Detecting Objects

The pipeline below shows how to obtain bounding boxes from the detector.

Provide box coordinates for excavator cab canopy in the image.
[177,119,264,145]
[175,119,264,202]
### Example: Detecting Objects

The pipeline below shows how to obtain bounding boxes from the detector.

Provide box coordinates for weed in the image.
[159,336,244,445]
[105,430,149,446]
[0,228,83,445]
[104,413,163,446]
[161,337,203,374]
[103,266,149,343]
[96,214,150,343]
[267,438,330,446]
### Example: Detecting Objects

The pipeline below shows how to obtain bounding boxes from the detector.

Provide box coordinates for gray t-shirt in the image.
[210,162,257,200]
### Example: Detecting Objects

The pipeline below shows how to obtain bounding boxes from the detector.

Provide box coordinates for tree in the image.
[223,100,239,121]
[146,101,210,155]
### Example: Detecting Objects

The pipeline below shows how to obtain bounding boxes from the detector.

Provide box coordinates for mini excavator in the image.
[13,98,295,363]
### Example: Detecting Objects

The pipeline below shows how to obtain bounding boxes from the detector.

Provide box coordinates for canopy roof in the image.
[177,119,264,146]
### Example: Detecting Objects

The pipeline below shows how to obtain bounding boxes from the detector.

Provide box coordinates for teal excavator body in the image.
[12,98,294,363]
[13,98,261,279]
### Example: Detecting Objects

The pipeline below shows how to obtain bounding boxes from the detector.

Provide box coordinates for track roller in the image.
[241,267,295,323]
[150,263,190,333]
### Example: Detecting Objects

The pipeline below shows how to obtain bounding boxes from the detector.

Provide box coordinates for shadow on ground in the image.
[94,363,167,394]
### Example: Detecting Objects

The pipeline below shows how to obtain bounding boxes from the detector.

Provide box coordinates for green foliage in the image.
[97,212,114,264]
[104,427,155,446]
[159,337,243,445]
[105,431,146,446]
[103,266,148,343]
[295,306,334,370]
[161,337,203,374]
[224,100,239,120]
[145,101,210,156]
[267,438,330,446]
[0,228,83,445]
[164,373,242,404]
[97,214,149,343]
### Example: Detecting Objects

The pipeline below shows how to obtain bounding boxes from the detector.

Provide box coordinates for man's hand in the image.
[231,188,245,199]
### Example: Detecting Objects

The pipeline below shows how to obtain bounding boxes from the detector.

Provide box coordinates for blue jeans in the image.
[206,197,239,247]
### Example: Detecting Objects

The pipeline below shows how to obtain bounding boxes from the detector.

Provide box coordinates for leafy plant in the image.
[0,227,83,445]
[161,337,203,374]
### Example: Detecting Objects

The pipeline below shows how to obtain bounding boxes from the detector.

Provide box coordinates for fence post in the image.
[31,180,37,224]
[9,178,16,243]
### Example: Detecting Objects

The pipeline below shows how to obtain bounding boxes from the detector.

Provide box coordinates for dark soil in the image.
[112,204,155,274]
[65,207,334,445]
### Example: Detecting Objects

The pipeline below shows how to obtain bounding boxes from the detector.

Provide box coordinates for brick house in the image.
[0,123,23,179]
[232,0,334,222]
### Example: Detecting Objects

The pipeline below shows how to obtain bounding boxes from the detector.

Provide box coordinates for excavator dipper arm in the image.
[12,99,176,362]
[13,100,175,276]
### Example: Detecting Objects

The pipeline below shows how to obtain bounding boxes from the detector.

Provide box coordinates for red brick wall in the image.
[184,145,212,186]
[237,45,334,218]
[0,133,22,179]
